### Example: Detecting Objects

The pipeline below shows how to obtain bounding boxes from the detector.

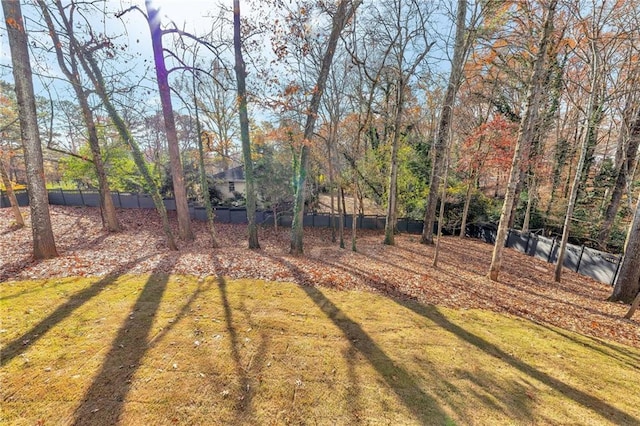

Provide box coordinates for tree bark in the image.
[610,195,640,304]
[37,0,120,233]
[2,0,58,259]
[290,0,360,255]
[233,0,259,249]
[422,0,469,245]
[488,0,556,281]
[0,155,24,227]
[459,173,474,238]
[522,176,535,233]
[145,0,193,241]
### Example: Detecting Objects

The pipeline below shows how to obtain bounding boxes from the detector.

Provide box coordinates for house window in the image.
[228,181,235,192]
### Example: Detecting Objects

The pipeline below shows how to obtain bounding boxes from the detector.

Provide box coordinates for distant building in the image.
[210,165,245,201]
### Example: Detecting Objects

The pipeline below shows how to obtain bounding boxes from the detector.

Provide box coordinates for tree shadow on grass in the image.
[71,256,177,425]
[399,300,640,425]
[216,276,270,422]
[265,252,638,424]
[0,254,155,367]
[263,254,453,425]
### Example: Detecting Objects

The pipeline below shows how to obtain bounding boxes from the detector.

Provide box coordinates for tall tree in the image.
[554,36,599,281]
[488,0,557,281]
[233,0,259,249]
[50,0,178,250]
[598,101,640,247]
[554,0,621,281]
[37,0,121,233]
[2,0,58,259]
[289,0,360,255]
[609,195,640,304]
[422,0,473,245]
[144,0,193,241]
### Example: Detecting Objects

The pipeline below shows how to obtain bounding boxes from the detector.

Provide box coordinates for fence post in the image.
[60,188,66,205]
[117,191,122,208]
[547,238,556,263]
[79,188,85,206]
[611,254,623,286]
[575,245,585,272]
[524,232,531,254]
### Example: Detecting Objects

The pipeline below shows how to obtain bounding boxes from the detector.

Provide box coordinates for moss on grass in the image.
[2,275,639,425]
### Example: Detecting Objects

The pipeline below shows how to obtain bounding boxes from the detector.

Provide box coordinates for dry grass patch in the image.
[2,274,640,425]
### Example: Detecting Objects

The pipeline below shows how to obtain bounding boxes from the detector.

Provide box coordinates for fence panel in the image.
[137,194,155,209]
[578,248,621,285]
[163,199,177,211]
[280,215,293,227]
[192,206,207,221]
[529,235,553,262]
[507,230,529,253]
[1,189,29,207]
[82,192,100,207]
[407,221,423,234]
[229,209,247,224]
[561,244,581,271]
[48,189,66,205]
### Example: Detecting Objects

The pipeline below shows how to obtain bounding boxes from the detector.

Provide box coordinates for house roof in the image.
[210,165,245,181]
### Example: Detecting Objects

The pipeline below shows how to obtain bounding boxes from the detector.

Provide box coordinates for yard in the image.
[1,206,639,424]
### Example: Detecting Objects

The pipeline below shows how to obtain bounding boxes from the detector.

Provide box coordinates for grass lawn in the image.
[2,274,639,425]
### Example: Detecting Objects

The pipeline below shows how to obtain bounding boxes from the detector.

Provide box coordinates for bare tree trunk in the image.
[38,1,120,233]
[352,177,359,251]
[555,39,599,283]
[290,0,360,255]
[522,176,535,233]
[459,176,474,238]
[384,96,402,246]
[0,155,24,227]
[233,0,259,249]
[610,195,640,304]
[433,138,451,267]
[145,0,193,242]
[599,105,640,246]
[488,0,556,281]
[327,131,337,243]
[2,0,57,259]
[193,69,219,248]
[422,0,470,245]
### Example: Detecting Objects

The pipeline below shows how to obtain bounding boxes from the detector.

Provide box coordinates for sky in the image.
[0,0,233,85]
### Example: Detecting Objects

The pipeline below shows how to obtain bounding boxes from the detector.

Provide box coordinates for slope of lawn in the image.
[2,275,639,425]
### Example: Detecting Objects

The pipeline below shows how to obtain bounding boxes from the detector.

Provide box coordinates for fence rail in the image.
[1,188,622,285]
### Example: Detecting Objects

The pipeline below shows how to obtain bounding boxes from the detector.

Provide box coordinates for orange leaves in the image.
[284,83,301,97]
[459,115,518,176]
[5,17,23,32]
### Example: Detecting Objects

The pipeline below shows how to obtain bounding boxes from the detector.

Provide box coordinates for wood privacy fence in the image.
[2,188,623,285]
